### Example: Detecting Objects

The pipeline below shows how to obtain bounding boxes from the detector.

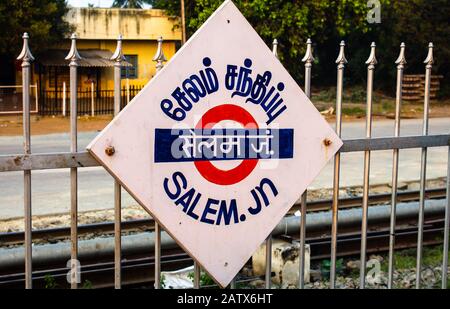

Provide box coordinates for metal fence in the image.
[0,85,38,114]
[39,85,143,116]
[0,32,449,290]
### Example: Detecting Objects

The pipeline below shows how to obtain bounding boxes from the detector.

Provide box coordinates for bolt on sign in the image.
[87,0,342,287]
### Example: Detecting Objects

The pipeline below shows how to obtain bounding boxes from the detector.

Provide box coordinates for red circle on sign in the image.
[194,104,258,186]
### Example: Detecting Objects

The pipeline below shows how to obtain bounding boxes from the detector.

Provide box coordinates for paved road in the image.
[0,118,448,219]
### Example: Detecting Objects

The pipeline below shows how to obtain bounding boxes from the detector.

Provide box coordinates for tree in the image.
[0,0,72,57]
[374,0,450,94]
[150,0,378,84]
[0,0,73,84]
[112,0,152,8]
[151,0,449,95]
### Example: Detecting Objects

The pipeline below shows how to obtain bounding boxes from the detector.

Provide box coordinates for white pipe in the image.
[0,199,445,270]
[91,82,95,117]
[62,82,66,117]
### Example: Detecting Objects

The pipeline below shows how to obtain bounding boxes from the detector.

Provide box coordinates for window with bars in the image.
[121,55,138,79]
[48,67,70,89]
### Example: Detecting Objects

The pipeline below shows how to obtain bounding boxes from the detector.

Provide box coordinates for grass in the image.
[381,100,394,111]
[313,86,391,118]
[185,271,216,287]
[312,85,438,118]
[313,86,384,104]
[44,274,58,289]
[380,244,449,273]
[43,274,93,289]
[342,106,365,116]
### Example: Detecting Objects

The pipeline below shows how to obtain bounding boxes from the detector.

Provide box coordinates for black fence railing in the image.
[0,85,39,114]
[39,85,143,115]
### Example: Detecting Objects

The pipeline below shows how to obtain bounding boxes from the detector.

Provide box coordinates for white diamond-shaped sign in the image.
[87,0,342,288]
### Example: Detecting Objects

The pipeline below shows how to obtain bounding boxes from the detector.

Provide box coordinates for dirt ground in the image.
[0,114,114,136]
[1,100,450,136]
[318,100,450,122]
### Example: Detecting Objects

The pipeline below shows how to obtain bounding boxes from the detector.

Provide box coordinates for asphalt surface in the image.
[0,117,448,219]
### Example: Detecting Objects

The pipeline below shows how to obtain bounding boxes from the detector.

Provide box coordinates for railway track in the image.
[0,188,447,289]
[0,219,444,289]
[0,188,445,247]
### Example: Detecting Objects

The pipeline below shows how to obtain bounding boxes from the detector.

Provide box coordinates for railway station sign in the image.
[87,0,342,287]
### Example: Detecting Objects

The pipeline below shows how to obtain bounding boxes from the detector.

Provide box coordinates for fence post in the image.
[34,83,39,114]
[91,81,95,117]
[126,78,130,104]
[302,39,314,97]
[62,82,66,117]
[111,34,124,289]
[111,35,124,289]
[262,38,280,290]
[443,147,450,289]
[65,33,81,289]
[330,41,347,289]
[360,42,377,289]
[152,35,167,289]
[416,42,434,289]
[17,32,34,289]
[388,43,406,289]
[152,36,167,73]
[299,38,314,289]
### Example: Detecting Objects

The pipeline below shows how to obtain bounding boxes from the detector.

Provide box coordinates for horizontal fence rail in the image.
[1,135,448,172]
[1,33,449,290]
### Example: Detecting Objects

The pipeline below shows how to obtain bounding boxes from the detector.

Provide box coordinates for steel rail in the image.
[330,40,347,289]
[16,32,34,289]
[65,33,82,289]
[388,43,406,288]
[111,35,123,289]
[0,188,446,247]
[0,219,444,289]
[152,36,167,290]
[1,135,448,173]
[416,42,434,289]
[299,38,314,289]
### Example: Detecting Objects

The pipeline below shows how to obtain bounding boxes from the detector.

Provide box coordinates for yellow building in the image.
[30,7,182,93]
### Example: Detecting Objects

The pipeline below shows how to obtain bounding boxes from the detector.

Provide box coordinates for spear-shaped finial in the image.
[365,42,377,67]
[335,40,348,66]
[17,33,35,63]
[301,38,315,64]
[65,33,82,65]
[272,39,279,59]
[395,42,406,68]
[153,36,167,72]
[111,34,125,63]
[423,42,434,67]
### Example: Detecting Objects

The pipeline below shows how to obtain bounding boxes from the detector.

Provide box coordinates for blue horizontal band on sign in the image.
[154,128,294,163]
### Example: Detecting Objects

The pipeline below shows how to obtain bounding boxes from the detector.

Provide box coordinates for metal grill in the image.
[38,84,143,116]
[1,32,449,289]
